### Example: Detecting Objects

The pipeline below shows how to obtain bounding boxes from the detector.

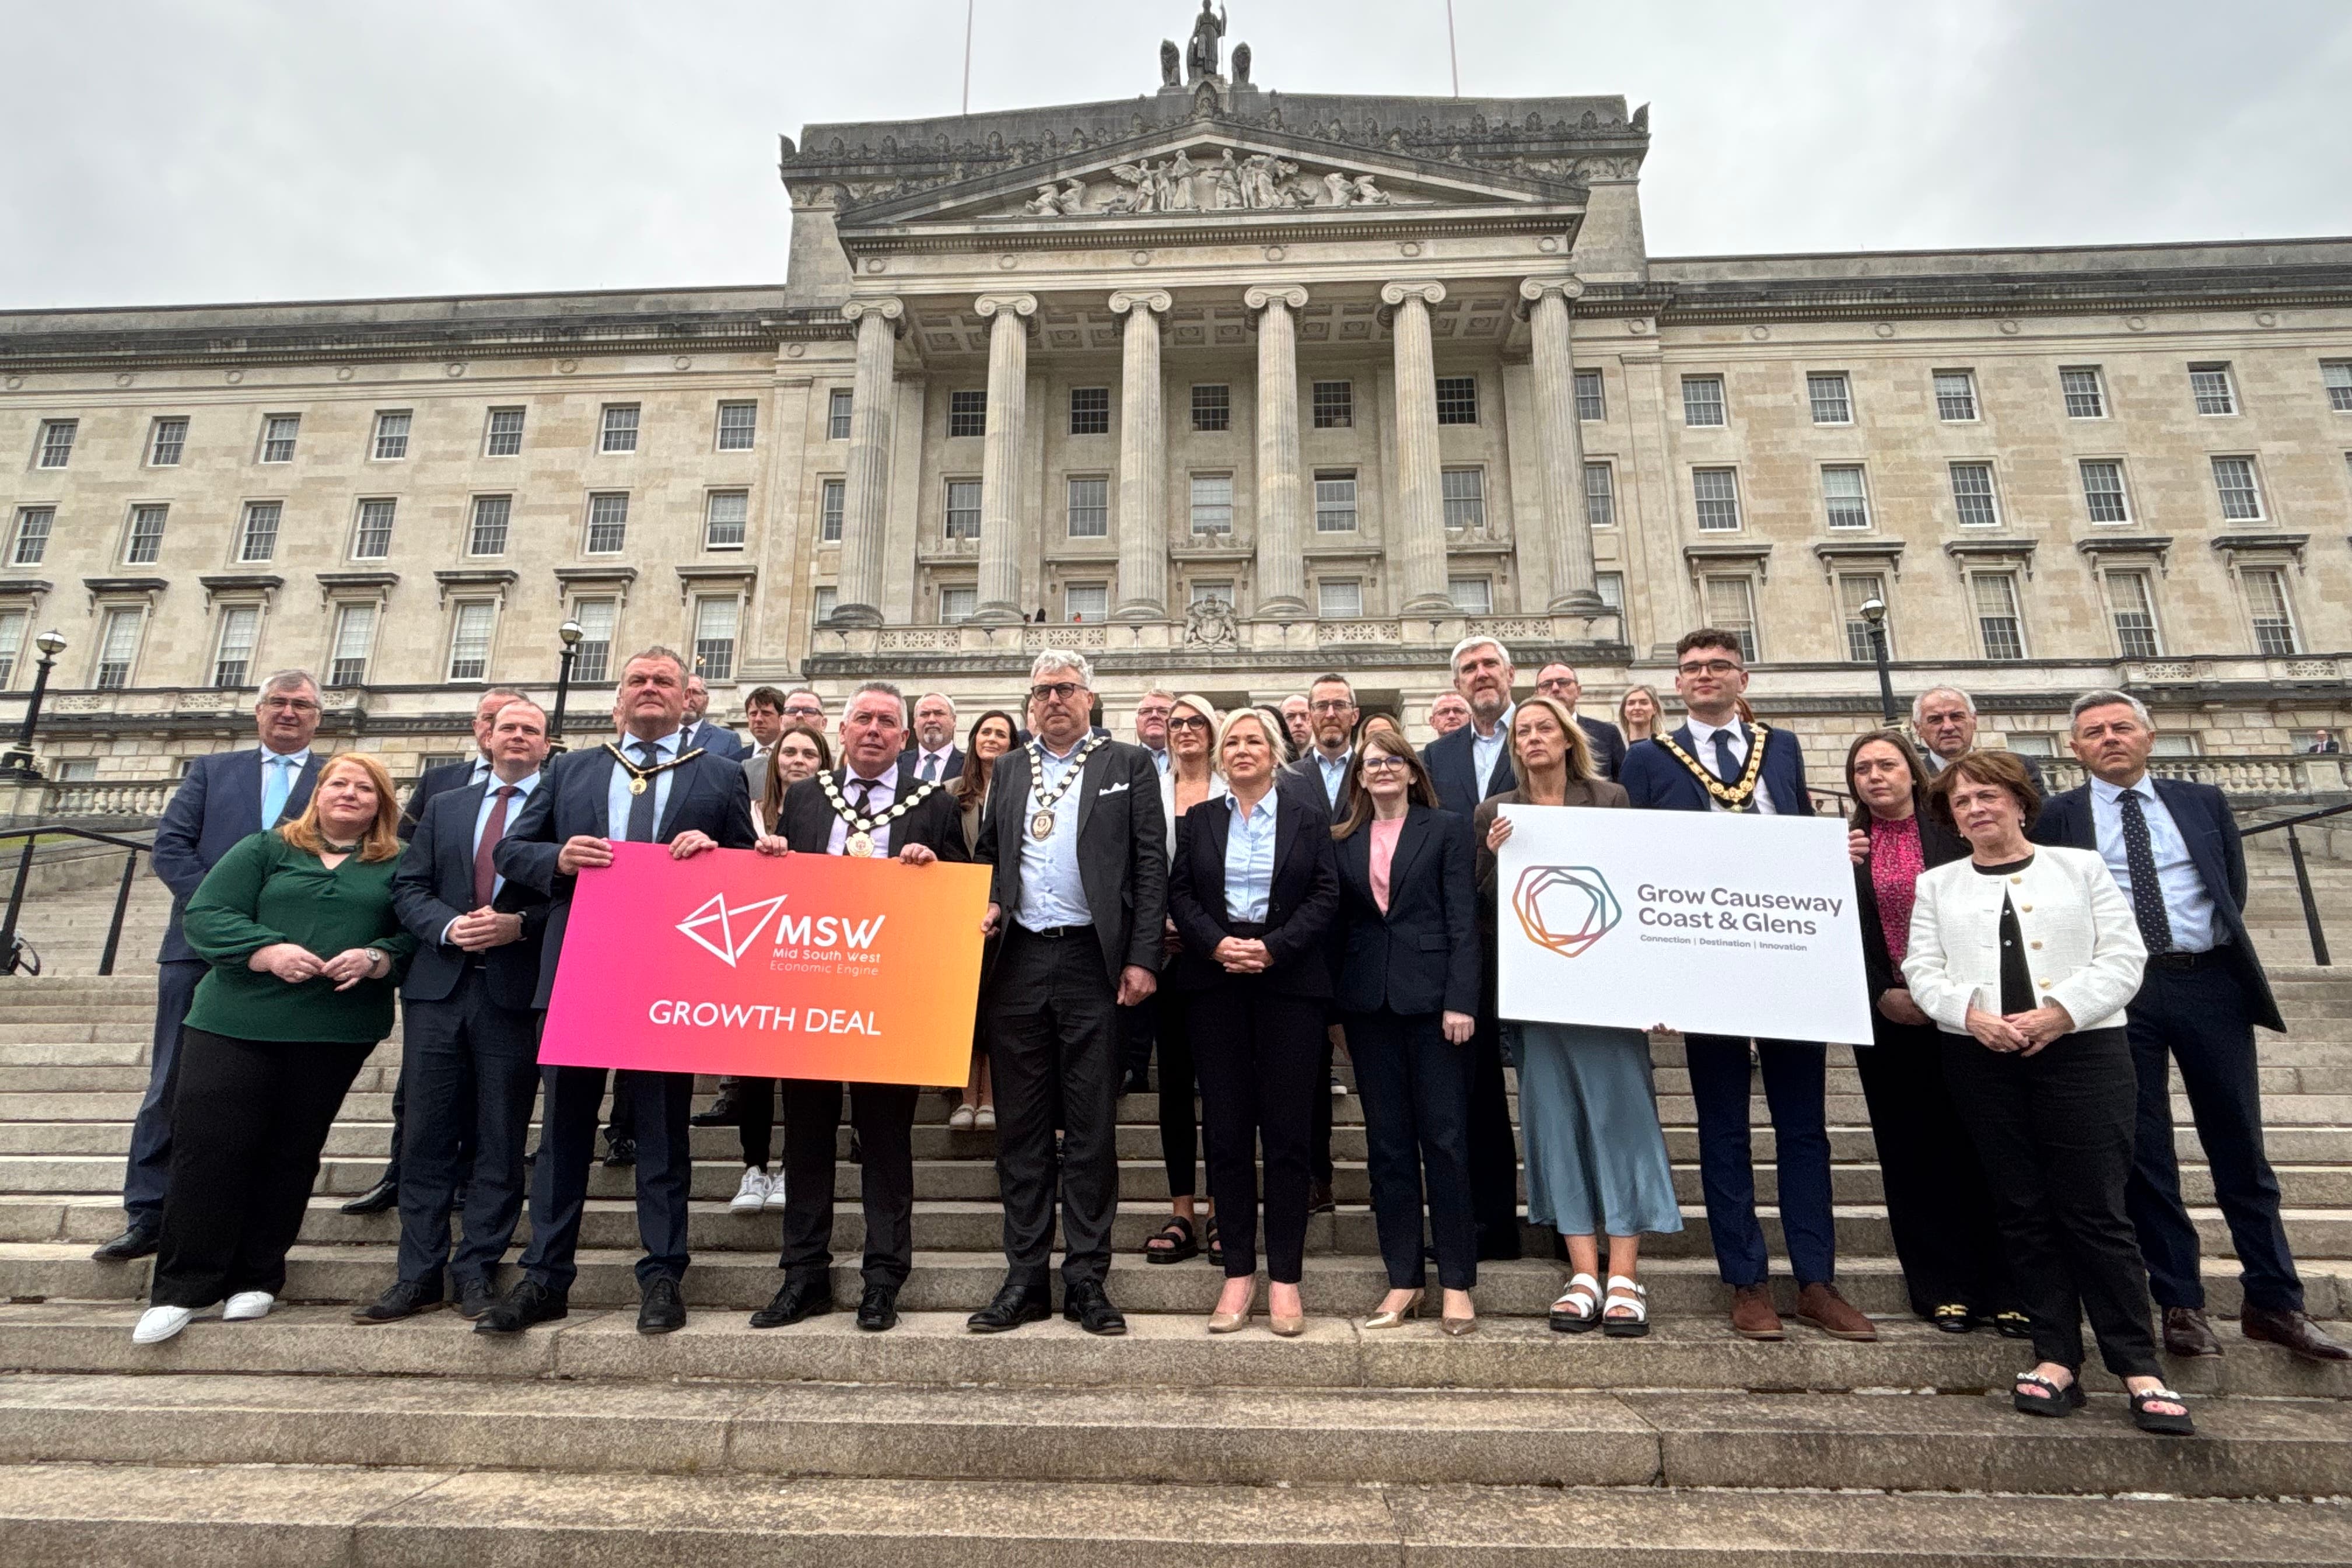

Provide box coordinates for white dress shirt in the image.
[1684,715,1779,815]
[1015,740,1094,931]
[443,768,542,946]
[1470,704,1514,801]
[2089,774,2217,953]
[912,744,957,783]
[827,765,898,858]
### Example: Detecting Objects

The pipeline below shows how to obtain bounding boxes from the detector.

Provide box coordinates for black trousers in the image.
[1191,975,1326,1284]
[604,1071,638,1140]
[1119,993,1157,1083]
[1941,1027,2161,1378]
[778,1078,918,1290]
[393,971,541,1294]
[987,926,1122,1289]
[1156,989,1207,1200]
[735,1077,780,1169]
[1465,1012,1522,1256]
[124,958,204,1227]
[2126,960,2302,1312]
[1854,1017,2012,1317]
[520,1063,692,1293]
[1312,1028,1336,1185]
[1348,1007,1477,1292]
[150,1029,373,1308]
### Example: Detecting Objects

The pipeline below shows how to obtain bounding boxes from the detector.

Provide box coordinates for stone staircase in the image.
[0,842,2344,1560]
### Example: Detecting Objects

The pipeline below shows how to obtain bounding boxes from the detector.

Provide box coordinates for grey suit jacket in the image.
[972,738,1168,988]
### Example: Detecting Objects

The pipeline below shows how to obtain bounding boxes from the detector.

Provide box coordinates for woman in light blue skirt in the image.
[1472,695,1682,1338]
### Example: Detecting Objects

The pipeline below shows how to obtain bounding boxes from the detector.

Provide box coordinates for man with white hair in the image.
[969,651,1167,1335]
[1423,636,1519,817]
[902,692,963,782]
[1913,686,2045,794]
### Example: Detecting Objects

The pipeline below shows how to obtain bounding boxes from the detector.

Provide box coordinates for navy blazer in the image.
[150,747,321,965]
[685,720,748,762]
[2032,777,2281,1032]
[974,739,1167,988]
[1620,723,1814,816]
[390,780,550,1011]
[494,740,758,1008]
[898,746,966,782]
[1578,714,1628,783]
[1422,720,1516,819]
[1281,750,1357,820]
[1331,804,1479,1016]
[1166,789,1340,998]
[399,757,480,843]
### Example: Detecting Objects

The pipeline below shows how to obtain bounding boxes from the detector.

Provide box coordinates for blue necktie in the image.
[261,755,295,828]
[625,741,661,842]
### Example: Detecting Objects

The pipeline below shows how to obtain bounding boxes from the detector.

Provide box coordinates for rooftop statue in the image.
[1186,1,1226,82]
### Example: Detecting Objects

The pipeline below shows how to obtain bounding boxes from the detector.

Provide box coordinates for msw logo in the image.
[676,894,788,968]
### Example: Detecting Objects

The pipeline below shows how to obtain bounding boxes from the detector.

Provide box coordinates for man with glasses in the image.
[969,652,1166,1335]
[682,675,748,761]
[1427,692,1471,738]
[1533,662,1627,782]
[781,688,827,729]
[1621,629,1871,1343]
[1133,688,1176,776]
[1283,673,1363,1206]
[97,671,327,1263]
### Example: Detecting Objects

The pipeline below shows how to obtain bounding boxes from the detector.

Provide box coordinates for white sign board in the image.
[1495,804,1874,1045]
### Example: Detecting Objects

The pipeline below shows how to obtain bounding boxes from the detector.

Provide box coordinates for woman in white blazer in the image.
[1903,750,2191,1437]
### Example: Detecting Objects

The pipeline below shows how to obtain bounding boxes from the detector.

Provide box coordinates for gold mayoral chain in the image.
[1026,734,1105,842]
[1655,720,1773,812]
[603,741,708,797]
[817,771,940,858]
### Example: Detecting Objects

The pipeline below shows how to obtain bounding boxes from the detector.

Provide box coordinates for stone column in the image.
[1108,289,1171,621]
[832,296,902,626]
[971,293,1037,625]
[1382,280,1454,614]
[1521,276,1603,614]
[1245,286,1311,619]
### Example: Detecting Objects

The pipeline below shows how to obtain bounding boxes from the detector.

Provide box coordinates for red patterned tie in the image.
[473,786,519,907]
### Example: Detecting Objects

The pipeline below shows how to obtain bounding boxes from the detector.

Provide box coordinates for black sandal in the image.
[1143,1214,1198,1265]
[2129,1387,2196,1437]
[2011,1371,2085,1418]
[1931,1304,1973,1335]
[1206,1216,1223,1268]
[1991,1311,2034,1340]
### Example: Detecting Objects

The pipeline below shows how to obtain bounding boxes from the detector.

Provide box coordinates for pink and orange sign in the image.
[539,842,991,1086]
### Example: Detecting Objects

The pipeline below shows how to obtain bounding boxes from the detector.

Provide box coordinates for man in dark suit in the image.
[476,646,758,1337]
[1534,662,1626,782]
[399,688,526,841]
[2036,690,2346,1364]
[748,682,968,1335]
[682,675,748,761]
[968,650,1167,1335]
[1620,629,1873,1344]
[1280,671,1363,1210]
[97,670,324,1262]
[357,699,552,1324]
[1913,686,2046,796]
[901,691,965,784]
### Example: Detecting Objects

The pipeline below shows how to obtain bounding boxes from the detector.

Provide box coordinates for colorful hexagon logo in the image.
[1511,864,1622,958]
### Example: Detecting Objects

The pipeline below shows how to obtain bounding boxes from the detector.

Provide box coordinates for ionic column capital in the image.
[1518,275,1586,306]
[1380,280,1448,308]
[1107,289,1172,317]
[1243,285,1310,313]
[839,295,905,323]
[972,292,1038,320]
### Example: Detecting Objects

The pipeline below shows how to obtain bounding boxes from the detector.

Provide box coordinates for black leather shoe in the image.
[1122,1070,1151,1097]
[856,1284,899,1332]
[966,1279,1052,1333]
[638,1275,687,1334]
[473,1278,567,1336]
[91,1224,160,1262]
[340,1174,399,1216]
[1307,1179,1335,1214]
[1063,1279,1127,1336]
[2242,1304,2352,1363]
[2163,1305,2224,1359]
[603,1135,636,1168]
[749,1276,834,1328]
[689,1094,739,1127]
[351,1279,443,1324]
[454,1278,496,1321]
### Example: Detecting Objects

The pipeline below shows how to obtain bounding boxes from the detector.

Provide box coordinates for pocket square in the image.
[1098,780,1130,796]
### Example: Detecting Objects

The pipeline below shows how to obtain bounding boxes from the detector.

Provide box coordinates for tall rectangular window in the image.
[239,501,282,562]
[571,599,615,682]
[2062,366,2107,418]
[328,603,376,687]
[1703,576,1759,661]
[813,587,838,625]
[1971,572,2025,661]
[585,493,629,553]
[484,408,525,456]
[1313,470,1356,532]
[1681,376,1726,426]
[468,495,511,556]
[1807,372,1852,425]
[1065,583,1109,622]
[371,411,411,460]
[0,610,26,687]
[1933,370,1978,422]
[1950,463,2000,527]
[2326,362,2352,414]
[125,505,168,565]
[1189,474,1233,534]
[2107,569,2161,659]
[715,401,758,452]
[939,586,977,624]
[600,405,640,453]
[36,421,76,468]
[1441,467,1486,530]
[2190,363,2237,416]
[1838,573,1888,663]
[1317,579,1362,619]
[352,499,396,559]
[1066,477,1109,538]
[1595,572,1623,612]
[819,478,845,542]
[2212,456,2263,519]
[1312,381,1353,428]
[1574,369,1605,422]
[1434,376,1479,425]
[260,415,300,463]
[148,417,188,466]
[94,608,142,689]
[1822,466,1871,530]
[1068,387,1110,435]
[704,491,748,549]
[1447,576,1493,615]
[10,508,53,566]
[1583,462,1616,528]
[1190,580,1233,607]
[827,388,854,439]
[1693,468,1741,531]
[2244,567,2300,655]
[948,390,987,438]
[945,478,982,539]
[447,601,496,681]
[691,596,738,680]
[2080,460,2130,523]
[1191,384,1230,432]
[212,606,259,688]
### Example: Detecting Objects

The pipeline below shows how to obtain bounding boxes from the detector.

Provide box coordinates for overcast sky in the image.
[4,0,2348,310]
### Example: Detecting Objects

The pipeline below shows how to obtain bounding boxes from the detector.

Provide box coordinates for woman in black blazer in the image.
[1169,708,1340,1336]
[1329,726,1481,1334]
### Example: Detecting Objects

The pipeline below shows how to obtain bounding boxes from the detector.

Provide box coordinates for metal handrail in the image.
[2238,801,2352,967]
[0,825,154,977]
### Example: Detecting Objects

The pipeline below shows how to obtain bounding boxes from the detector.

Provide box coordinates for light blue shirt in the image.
[1223,788,1280,922]
[1014,740,1094,932]
[2089,774,2216,952]
[1147,744,1171,776]
[1314,749,1352,810]
[258,746,312,831]
[606,728,683,842]
[443,769,542,945]
[1469,705,1513,802]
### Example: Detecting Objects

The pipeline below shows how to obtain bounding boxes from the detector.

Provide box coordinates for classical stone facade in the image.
[3,34,2351,788]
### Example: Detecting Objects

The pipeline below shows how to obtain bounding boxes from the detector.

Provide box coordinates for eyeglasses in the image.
[259,697,320,713]
[1678,660,1742,677]
[1167,715,1211,732]
[1359,756,1408,774]
[1308,700,1354,715]
[1029,681,1085,702]
[1535,679,1575,692]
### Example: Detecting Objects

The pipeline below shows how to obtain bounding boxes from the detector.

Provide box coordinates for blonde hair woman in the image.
[1144,695,1224,1265]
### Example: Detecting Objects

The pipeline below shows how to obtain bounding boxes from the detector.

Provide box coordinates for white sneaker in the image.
[132,1305,195,1345]
[763,1173,790,1212]
[974,1105,996,1130]
[729,1167,771,1214]
[222,1291,274,1321]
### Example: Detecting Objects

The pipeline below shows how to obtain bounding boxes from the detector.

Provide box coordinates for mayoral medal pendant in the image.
[845,830,876,858]
[629,776,648,796]
[1029,808,1056,841]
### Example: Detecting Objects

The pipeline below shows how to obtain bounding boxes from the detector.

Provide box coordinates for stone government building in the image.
[4,21,2351,790]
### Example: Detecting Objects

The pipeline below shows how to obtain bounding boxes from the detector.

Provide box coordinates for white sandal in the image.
[1602,1275,1649,1338]
[1549,1271,1602,1334]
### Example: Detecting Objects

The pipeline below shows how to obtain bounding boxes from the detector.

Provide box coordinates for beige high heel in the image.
[1362,1289,1424,1330]
[1208,1306,1253,1334]
[1269,1311,1305,1338]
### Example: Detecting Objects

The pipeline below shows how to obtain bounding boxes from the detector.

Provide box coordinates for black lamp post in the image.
[1860,597,1900,726]
[550,620,583,747]
[0,631,69,782]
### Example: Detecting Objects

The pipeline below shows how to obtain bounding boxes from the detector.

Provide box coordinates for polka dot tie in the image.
[2117,789,2175,954]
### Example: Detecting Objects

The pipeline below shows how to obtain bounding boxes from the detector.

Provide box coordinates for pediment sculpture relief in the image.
[1019,148,1398,218]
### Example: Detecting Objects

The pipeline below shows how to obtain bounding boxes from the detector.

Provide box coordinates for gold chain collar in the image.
[1655,720,1773,811]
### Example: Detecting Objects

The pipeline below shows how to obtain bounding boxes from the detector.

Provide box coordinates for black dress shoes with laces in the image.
[454,1278,497,1320]
[689,1094,740,1127]
[637,1275,687,1334]
[2242,1304,2352,1363]
[351,1279,442,1324]
[965,1279,1052,1333]
[90,1224,160,1262]
[856,1284,900,1332]
[1063,1279,1128,1336]
[340,1174,399,1216]
[473,1278,568,1336]
[749,1276,834,1329]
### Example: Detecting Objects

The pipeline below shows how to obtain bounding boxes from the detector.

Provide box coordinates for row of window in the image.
[1676,361,2352,429]
[944,376,1483,441]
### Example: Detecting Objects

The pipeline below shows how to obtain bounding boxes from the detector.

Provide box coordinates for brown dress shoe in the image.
[1730,1284,1783,1340]
[2241,1305,2351,1364]
[1796,1281,1877,1341]
[2162,1306,2224,1359]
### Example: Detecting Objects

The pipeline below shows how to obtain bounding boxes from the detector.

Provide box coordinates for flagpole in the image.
[962,0,975,114]
[1446,0,1460,97]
